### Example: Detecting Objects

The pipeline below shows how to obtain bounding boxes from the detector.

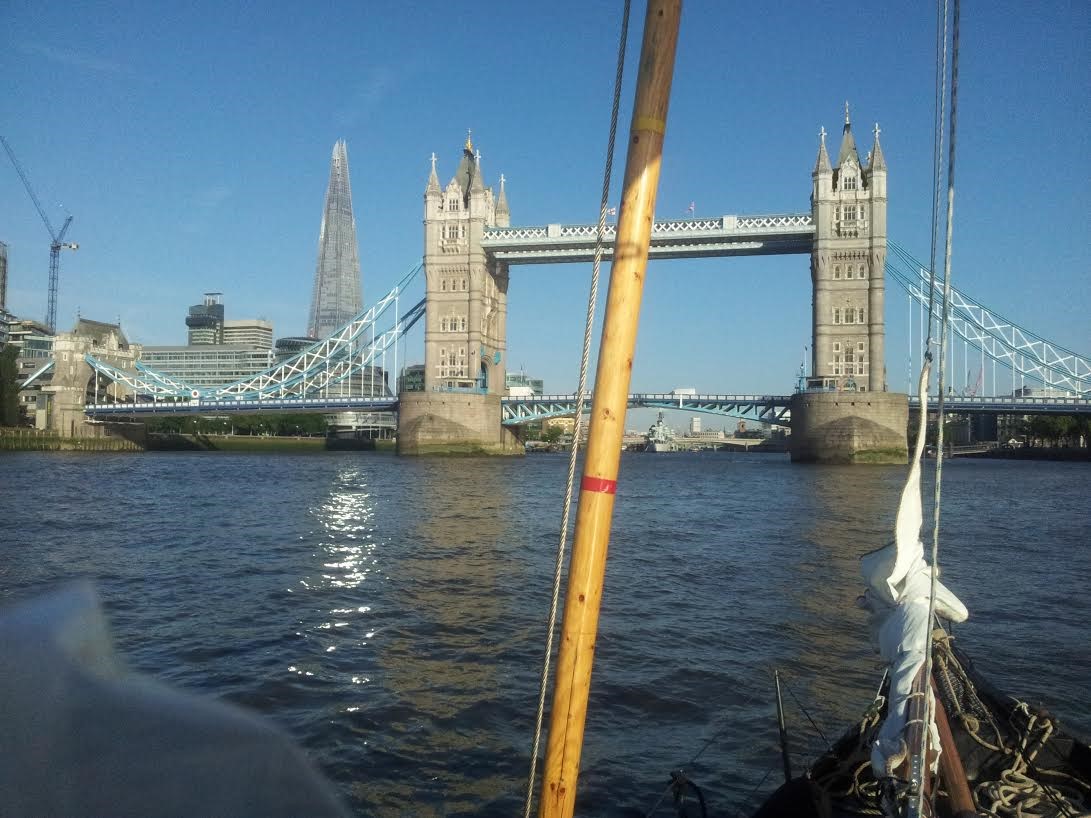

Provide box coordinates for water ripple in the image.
[1,451,1088,816]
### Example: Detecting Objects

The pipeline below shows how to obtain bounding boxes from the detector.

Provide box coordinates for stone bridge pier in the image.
[43,318,145,444]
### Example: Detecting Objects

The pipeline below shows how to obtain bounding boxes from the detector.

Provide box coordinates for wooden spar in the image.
[901,665,933,816]
[538,2,681,817]
[930,677,977,817]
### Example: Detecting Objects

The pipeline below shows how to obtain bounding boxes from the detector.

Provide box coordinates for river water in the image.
[2,451,1088,816]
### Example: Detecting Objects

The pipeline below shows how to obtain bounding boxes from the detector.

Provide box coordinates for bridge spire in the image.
[814,126,832,174]
[838,102,861,168]
[869,122,887,171]
[470,148,485,193]
[426,151,440,192]
[496,172,510,224]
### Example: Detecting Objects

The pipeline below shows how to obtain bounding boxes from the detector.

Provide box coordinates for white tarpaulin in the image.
[0,583,350,818]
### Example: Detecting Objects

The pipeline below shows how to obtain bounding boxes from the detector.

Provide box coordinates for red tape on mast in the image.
[580,476,617,495]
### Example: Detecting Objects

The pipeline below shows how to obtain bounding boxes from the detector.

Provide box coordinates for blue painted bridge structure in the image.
[83,390,1091,424]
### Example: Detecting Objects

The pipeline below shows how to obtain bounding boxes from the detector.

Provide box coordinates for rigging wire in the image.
[925,0,950,351]
[916,0,961,813]
[522,3,632,815]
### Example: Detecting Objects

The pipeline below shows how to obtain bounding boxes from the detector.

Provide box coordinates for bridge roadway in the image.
[83,391,1091,423]
[480,214,815,264]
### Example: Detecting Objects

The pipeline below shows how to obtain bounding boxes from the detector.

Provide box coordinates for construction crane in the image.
[1,134,78,333]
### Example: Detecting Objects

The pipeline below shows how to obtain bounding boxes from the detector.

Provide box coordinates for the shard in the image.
[307,140,362,339]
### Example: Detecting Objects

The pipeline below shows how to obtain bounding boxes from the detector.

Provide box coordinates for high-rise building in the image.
[186,292,225,345]
[308,140,362,339]
[0,241,8,314]
[223,319,273,349]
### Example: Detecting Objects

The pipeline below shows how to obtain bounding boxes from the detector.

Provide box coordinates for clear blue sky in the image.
[4,1,1088,409]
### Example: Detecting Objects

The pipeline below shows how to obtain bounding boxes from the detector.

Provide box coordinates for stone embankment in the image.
[0,427,142,452]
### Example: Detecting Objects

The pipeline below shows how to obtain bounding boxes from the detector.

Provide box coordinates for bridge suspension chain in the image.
[887,242,1089,396]
[86,266,424,405]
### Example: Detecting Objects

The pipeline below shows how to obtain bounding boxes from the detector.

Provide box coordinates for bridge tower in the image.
[421,134,510,393]
[398,134,520,455]
[791,106,906,464]
[810,105,887,391]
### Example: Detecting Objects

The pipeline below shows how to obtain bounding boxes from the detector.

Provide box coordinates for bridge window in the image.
[833,308,842,324]
[440,318,448,332]
[833,342,841,352]
[843,204,858,222]
[857,307,866,323]
[858,341,865,352]
[460,278,468,291]
[459,316,467,331]
[833,265,841,280]
[845,308,855,324]
[843,174,858,191]
[448,198,459,211]
[858,264,866,279]
[441,278,448,292]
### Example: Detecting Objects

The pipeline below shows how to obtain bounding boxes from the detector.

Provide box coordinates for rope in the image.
[641,683,769,817]
[913,0,960,812]
[780,674,831,749]
[522,4,631,815]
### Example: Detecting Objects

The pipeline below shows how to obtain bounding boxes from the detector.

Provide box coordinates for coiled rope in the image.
[811,638,1089,817]
[522,3,632,815]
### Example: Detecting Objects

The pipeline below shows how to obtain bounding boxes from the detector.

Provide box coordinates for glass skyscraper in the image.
[307,140,362,339]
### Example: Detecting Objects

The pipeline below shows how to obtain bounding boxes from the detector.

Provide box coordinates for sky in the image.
[3,1,1089,417]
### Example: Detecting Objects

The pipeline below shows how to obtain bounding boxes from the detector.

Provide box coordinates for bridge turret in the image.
[810,104,887,392]
[421,134,508,395]
[865,122,888,390]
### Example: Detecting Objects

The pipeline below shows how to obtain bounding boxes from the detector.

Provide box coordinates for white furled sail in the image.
[857,362,968,777]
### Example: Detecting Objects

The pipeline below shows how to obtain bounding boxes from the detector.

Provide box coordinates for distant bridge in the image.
[498,392,1091,426]
[499,393,792,425]
[85,390,1090,423]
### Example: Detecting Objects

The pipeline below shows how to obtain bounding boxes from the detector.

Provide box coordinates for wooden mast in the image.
[538,2,682,817]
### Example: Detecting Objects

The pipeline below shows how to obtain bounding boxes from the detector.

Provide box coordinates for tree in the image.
[0,345,21,427]
[542,424,564,444]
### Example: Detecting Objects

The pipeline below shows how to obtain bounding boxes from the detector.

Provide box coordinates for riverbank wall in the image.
[0,427,142,452]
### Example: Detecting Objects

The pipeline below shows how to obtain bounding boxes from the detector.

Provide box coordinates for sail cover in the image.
[857,367,968,777]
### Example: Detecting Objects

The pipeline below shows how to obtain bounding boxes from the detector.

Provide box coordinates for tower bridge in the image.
[77,111,1090,460]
